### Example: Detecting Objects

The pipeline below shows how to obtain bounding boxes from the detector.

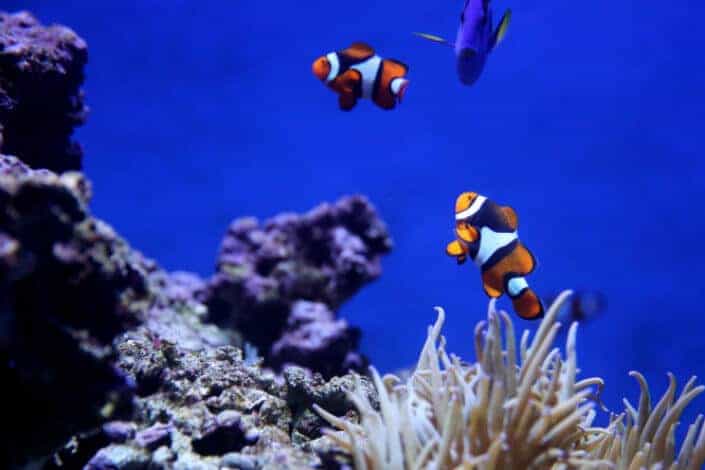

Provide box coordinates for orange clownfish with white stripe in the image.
[446,191,544,320]
[312,42,410,111]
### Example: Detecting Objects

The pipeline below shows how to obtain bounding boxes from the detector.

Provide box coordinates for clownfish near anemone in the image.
[312,42,410,111]
[414,0,511,86]
[446,191,544,320]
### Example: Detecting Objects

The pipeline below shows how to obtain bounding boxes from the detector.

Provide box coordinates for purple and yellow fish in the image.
[414,0,511,86]
[446,191,544,319]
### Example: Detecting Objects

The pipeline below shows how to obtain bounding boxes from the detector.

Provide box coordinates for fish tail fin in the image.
[505,275,544,320]
[491,9,512,51]
[412,32,455,48]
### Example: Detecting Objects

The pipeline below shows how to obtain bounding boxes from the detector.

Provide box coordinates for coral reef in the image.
[201,195,393,378]
[46,337,377,470]
[315,291,705,469]
[0,154,229,466]
[0,11,88,172]
[0,153,383,468]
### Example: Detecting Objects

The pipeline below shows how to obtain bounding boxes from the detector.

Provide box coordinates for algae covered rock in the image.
[0,154,228,467]
[202,195,393,378]
[0,11,89,172]
[49,332,377,470]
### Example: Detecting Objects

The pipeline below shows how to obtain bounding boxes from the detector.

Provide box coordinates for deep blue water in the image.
[8,1,705,430]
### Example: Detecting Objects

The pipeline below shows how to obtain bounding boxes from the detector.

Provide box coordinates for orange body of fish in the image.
[312,42,410,111]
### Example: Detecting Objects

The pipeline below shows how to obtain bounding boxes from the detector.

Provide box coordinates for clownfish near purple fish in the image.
[312,42,410,111]
[414,0,511,86]
[446,191,544,319]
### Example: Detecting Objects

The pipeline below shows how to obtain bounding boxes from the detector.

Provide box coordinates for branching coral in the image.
[314,291,705,469]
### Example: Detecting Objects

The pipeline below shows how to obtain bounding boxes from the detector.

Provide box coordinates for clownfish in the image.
[446,191,544,319]
[414,0,511,86]
[312,42,410,111]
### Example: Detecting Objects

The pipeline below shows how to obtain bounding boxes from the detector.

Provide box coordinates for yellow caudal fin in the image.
[491,9,512,51]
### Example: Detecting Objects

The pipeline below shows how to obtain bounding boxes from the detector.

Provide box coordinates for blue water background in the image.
[8,1,705,431]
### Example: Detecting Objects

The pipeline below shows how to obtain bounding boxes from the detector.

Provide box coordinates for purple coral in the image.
[0,155,223,466]
[201,195,392,378]
[0,11,89,172]
[270,301,366,377]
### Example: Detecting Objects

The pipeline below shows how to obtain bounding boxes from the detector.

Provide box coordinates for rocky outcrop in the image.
[0,155,230,467]
[201,196,393,378]
[0,11,88,172]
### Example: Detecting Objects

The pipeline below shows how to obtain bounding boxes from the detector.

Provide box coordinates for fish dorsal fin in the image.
[412,32,455,48]
[500,205,518,230]
[385,58,409,74]
[343,42,375,60]
[491,9,512,51]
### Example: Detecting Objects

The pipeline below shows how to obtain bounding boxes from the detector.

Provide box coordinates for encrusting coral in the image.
[314,291,705,469]
[0,11,89,172]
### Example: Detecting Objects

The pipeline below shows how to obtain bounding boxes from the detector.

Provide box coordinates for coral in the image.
[47,335,378,470]
[0,11,88,172]
[202,195,392,378]
[0,156,383,468]
[0,154,229,467]
[271,300,366,378]
[315,291,705,469]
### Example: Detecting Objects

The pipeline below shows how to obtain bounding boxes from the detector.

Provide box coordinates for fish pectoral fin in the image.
[338,92,357,111]
[337,69,361,92]
[501,205,519,230]
[446,240,466,257]
[412,32,455,48]
[491,9,512,50]
[482,280,503,298]
[455,222,479,243]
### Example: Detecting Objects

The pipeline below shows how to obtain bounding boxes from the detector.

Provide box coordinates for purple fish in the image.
[414,0,511,85]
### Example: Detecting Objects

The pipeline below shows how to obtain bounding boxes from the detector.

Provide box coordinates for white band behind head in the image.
[455,195,487,220]
[325,52,339,82]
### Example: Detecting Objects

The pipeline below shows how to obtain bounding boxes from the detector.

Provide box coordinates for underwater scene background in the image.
[3,0,705,467]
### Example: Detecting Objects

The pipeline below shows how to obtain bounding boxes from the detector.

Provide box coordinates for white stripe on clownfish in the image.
[390,77,407,95]
[474,226,517,267]
[350,55,383,99]
[507,276,528,297]
[325,52,339,82]
[456,195,487,220]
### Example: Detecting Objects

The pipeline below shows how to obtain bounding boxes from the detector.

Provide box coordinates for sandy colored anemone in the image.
[314,291,705,469]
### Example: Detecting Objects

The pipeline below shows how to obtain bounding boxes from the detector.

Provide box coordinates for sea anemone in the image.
[314,291,705,469]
